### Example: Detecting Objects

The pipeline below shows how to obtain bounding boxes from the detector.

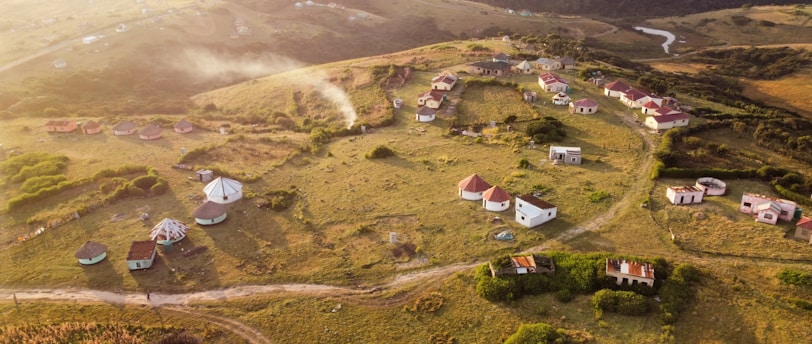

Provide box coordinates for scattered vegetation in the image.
[525,116,567,143]
[777,269,812,287]
[365,145,395,159]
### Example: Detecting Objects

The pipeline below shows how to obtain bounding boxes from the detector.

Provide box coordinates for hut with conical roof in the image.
[74,241,108,265]
[203,177,243,204]
[483,186,511,212]
[174,119,193,133]
[149,218,189,245]
[193,201,228,225]
[458,173,491,201]
[139,124,163,140]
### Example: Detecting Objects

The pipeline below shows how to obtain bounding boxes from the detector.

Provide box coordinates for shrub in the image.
[365,145,395,159]
[787,298,812,311]
[777,269,812,286]
[404,292,444,313]
[588,190,610,202]
[658,263,699,324]
[591,289,649,316]
[504,323,561,344]
[517,158,530,169]
[21,175,67,193]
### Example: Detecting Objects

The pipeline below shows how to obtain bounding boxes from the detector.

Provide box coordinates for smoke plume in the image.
[171,48,357,128]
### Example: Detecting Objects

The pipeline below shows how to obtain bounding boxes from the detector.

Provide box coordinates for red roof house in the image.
[483,186,511,212]
[458,173,491,201]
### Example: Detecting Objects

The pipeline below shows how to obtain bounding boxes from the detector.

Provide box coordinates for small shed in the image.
[174,119,193,133]
[126,240,157,270]
[549,146,581,165]
[149,218,189,245]
[139,124,163,140]
[793,216,812,244]
[666,185,704,205]
[482,186,511,212]
[82,120,102,134]
[196,169,214,183]
[415,106,437,122]
[458,173,491,200]
[193,201,228,225]
[74,241,108,265]
[523,91,537,103]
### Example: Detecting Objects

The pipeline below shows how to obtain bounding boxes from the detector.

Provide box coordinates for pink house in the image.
[739,192,798,225]
[538,73,568,93]
[793,217,812,244]
[82,120,102,134]
[569,98,598,114]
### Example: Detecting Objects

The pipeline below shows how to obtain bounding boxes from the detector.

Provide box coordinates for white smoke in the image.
[171,48,357,128]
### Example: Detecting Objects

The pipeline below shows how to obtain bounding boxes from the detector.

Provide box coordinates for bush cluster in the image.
[658,264,699,324]
[365,145,395,159]
[0,152,69,184]
[590,289,649,318]
[777,269,812,286]
[526,116,566,143]
[21,174,68,193]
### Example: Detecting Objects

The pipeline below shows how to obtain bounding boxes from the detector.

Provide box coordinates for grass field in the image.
[741,68,812,119]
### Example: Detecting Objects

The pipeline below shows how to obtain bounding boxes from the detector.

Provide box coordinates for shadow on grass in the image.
[82,258,124,290]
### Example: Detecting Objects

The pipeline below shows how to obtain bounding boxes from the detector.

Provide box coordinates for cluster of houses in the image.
[467,52,576,77]
[458,173,558,228]
[489,253,655,288]
[45,119,194,139]
[73,175,242,270]
[666,178,811,244]
[601,80,690,131]
[414,73,457,122]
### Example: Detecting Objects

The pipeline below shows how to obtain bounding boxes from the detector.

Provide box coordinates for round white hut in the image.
[695,177,727,196]
[458,173,491,200]
[482,186,511,212]
[149,218,189,245]
[203,177,243,204]
[193,201,228,225]
[74,241,108,265]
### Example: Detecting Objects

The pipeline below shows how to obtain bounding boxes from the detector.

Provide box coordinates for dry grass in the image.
[741,68,812,119]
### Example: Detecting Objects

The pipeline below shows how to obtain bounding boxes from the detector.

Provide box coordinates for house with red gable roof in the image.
[653,106,681,116]
[569,98,598,114]
[515,195,557,228]
[645,112,690,131]
[641,100,660,115]
[620,88,658,108]
[740,192,798,225]
[793,216,812,244]
[417,90,445,109]
[431,74,457,91]
[483,186,511,212]
[538,72,568,93]
[603,80,631,98]
[606,258,655,286]
[458,173,491,200]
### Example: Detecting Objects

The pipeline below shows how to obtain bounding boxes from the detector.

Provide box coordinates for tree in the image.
[505,323,560,344]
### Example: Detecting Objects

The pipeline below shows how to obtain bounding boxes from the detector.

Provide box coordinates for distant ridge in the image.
[470,0,801,17]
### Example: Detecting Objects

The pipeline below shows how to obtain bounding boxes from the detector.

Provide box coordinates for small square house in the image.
[793,216,812,244]
[606,258,655,286]
[569,98,598,114]
[549,146,581,165]
[82,120,103,135]
[196,169,214,183]
[666,185,704,205]
[431,74,457,91]
[45,120,78,133]
[126,240,157,270]
[515,195,557,228]
[739,193,798,225]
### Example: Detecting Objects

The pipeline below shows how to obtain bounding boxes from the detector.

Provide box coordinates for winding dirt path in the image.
[164,306,273,344]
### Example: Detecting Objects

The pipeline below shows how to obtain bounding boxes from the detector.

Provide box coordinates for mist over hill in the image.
[471,0,802,17]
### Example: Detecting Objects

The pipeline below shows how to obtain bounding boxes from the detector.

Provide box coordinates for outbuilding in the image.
[149,218,189,245]
[126,240,157,270]
[82,120,102,135]
[515,195,557,228]
[74,241,108,265]
[174,119,193,133]
[666,185,704,205]
[138,124,163,140]
[458,173,491,200]
[482,186,511,212]
[193,201,228,225]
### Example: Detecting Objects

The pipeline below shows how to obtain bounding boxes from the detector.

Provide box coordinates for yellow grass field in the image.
[741,68,812,118]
